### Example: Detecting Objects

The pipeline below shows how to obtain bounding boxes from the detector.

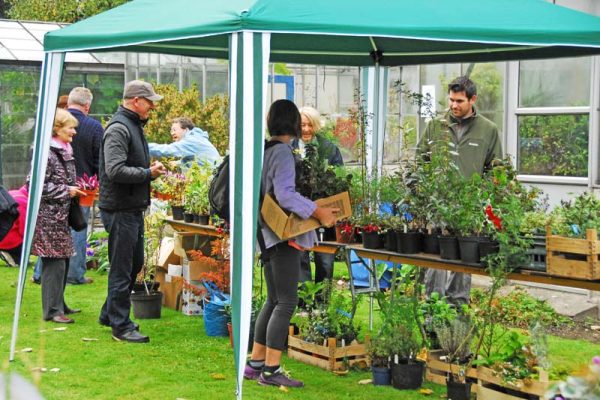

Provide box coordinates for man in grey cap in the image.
[98,80,166,343]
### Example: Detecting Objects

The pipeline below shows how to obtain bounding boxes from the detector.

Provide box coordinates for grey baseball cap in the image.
[123,80,163,101]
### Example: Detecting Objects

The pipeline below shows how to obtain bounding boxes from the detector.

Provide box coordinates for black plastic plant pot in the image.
[171,205,184,220]
[438,235,461,260]
[446,380,472,400]
[363,231,383,249]
[183,213,194,223]
[371,366,391,386]
[458,236,481,264]
[131,291,163,319]
[400,231,423,254]
[479,238,499,265]
[196,214,210,225]
[384,230,398,252]
[423,232,441,255]
[390,360,424,390]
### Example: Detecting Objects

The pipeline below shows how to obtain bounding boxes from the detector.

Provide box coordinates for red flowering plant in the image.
[76,173,99,191]
[353,213,382,235]
[187,237,230,294]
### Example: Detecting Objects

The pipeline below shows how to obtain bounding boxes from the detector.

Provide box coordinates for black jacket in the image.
[0,185,18,242]
[98,106,152,211]
[292,134,344,167]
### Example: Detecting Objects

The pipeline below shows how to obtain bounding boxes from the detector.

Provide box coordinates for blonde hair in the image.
[53,108,78,136]
[299,106,322,132]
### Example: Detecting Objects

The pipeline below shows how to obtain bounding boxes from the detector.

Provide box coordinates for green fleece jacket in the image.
[416,108,503,178]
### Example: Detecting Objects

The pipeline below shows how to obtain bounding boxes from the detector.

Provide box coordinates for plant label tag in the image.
[468,142,479,147]
[394,354,399,364]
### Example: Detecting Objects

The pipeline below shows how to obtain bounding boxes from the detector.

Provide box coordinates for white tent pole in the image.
[361,66,388,177]
[10,51,65,361]
[229,31,270,400]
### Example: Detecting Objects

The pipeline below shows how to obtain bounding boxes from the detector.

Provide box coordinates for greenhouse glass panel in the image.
[518,114,589,177]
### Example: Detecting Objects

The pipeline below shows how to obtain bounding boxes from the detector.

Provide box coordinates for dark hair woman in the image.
[244,100,339,388]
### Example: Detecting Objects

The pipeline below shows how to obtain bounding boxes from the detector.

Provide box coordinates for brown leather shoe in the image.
[51,315,74,324]
[64,307,81,315]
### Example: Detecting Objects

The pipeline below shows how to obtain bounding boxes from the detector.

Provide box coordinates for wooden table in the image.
[165,218,224,237]
[347,244,600,291]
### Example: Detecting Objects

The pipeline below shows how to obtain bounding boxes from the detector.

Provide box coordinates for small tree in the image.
[7,0,129,23]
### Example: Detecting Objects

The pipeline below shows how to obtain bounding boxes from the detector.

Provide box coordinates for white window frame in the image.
[506,59,598,186]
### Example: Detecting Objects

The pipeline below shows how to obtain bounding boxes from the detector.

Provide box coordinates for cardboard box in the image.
[158,237,181,268]
[181,281,205,316]
[261,191,352,240]
[183,259,220,281]
[162,275,184,310]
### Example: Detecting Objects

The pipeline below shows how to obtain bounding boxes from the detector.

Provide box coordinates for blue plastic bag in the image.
[202,281,230,337]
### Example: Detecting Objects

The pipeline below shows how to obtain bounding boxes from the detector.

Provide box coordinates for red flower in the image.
[362,224,379,233]
[485,205,502,231]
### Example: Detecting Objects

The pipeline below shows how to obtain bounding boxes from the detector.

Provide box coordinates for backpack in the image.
[208,140,285,223]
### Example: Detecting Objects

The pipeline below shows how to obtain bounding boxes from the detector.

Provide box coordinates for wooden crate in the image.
[286,326,370,371]
[477,366,551,400]
[546,227,600,280]
[425,350,478,391]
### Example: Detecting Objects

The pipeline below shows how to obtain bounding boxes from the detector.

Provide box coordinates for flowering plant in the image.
[86,231,109,272]
[152,171,186,206]
[545,356,600,400]
[76,173,99,191]
[362,223,380,233]
[485,204,503,231]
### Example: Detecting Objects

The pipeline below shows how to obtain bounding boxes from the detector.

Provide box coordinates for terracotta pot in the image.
[79,189,97,207]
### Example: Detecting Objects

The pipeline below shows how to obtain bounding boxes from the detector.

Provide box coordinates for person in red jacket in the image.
[0,185,28,266]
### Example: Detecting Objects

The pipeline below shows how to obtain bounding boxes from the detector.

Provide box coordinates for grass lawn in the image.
[1,261,599,400]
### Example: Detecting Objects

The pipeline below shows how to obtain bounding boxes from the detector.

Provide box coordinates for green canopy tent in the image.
[10,0,600,397]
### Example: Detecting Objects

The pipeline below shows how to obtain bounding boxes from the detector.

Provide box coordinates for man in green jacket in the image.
[416,76,503,306]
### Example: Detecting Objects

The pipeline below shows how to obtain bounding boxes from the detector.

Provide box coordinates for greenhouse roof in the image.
[0,19,123,64]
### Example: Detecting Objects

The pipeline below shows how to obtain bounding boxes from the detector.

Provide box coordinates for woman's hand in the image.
[312,206,340,228]
[68,186,87,198]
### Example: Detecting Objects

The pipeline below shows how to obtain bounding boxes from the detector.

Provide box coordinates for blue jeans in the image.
[67,206,91,283]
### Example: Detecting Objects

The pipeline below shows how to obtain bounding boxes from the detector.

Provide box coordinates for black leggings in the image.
[254,241,301,351]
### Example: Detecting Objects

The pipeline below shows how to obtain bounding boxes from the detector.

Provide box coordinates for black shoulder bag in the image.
[68,196,87,232]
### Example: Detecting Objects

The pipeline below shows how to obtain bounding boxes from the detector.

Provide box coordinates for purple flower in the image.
[593,356,600,365]
[86,249,95,257]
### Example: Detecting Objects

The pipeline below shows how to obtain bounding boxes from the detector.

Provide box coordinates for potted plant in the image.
[86,231,109,272]
[76,173,99,207]
[368,334,392,385]
[378,294,425,390]
[131,210,167,319]
[357,214,383,249]
[184,163,213,225]
[434,316,475,400]
[158,172,186,220]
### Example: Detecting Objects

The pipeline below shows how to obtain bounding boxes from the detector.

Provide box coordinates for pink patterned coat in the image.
[31,143,75,258]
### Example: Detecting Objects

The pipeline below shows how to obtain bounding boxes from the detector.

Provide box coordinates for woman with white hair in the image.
[293,106,344,287]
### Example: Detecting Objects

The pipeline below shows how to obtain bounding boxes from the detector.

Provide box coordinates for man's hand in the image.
[150,161,166,178]
[312,206,340,228]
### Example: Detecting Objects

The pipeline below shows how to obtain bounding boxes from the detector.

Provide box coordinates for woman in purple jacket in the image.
[31,108,85,324]
[244,100,339,388]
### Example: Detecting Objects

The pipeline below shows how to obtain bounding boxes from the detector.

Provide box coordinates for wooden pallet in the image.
[286,326,370,371]
[425,350,478,391]
[476,366,551,400]
[546,227,600,280]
